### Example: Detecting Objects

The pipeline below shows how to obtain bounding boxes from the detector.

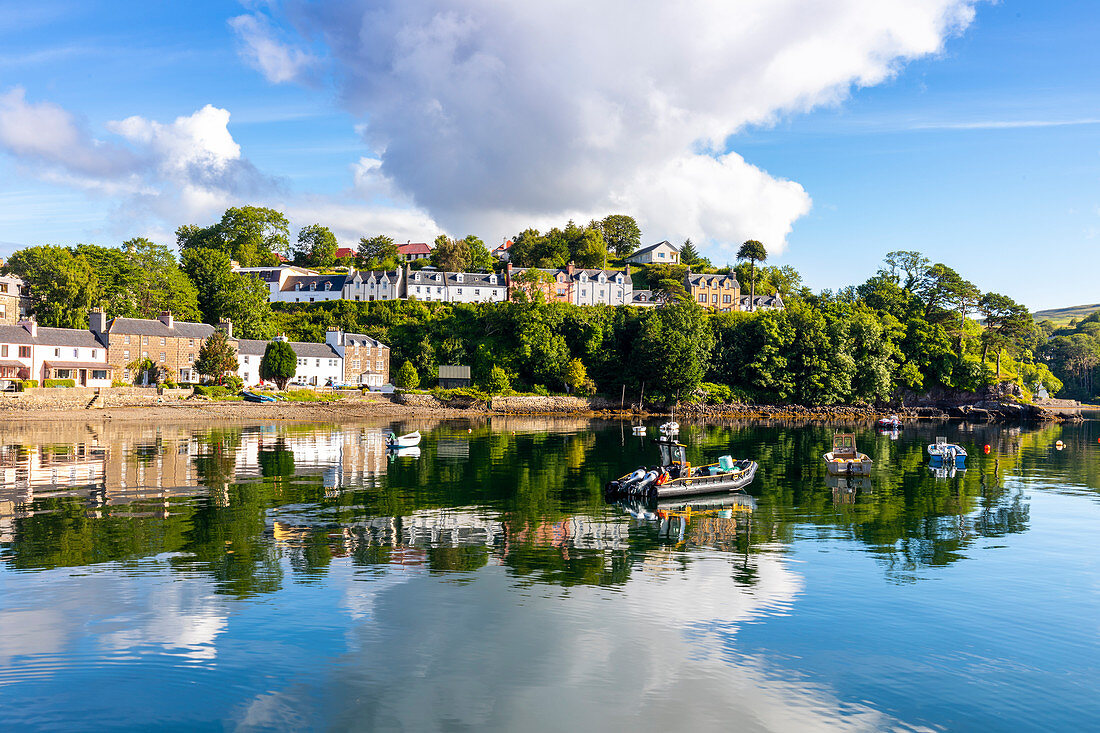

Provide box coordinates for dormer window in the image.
[310,283,316,291]
[324,282,331,290]
[488,275,496,285]
[457,273,464,283]
[616,275,623,283]
[598,273,606,283]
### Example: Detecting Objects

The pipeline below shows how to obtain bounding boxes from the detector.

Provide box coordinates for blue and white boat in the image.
[928,437,967,467]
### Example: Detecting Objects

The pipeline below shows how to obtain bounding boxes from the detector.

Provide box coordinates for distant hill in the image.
[1033,303,1100,326]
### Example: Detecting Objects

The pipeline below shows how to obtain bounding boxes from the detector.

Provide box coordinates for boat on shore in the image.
[824,433,873,475]
[241,390,276,403]
[605,437,757,500]
[386,430,421,449]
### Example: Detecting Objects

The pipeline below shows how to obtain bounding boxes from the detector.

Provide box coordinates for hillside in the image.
[1032,303,1100,326]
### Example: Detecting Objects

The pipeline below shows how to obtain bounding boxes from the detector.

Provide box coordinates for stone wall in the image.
[489,395,593,413]
[0,386,194,410]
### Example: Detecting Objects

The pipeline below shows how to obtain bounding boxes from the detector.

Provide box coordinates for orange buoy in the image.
[983,445,990,454]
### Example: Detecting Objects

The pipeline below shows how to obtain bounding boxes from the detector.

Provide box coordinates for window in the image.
[142,351,148,359]
[92,349,97,358]
[188,353,195,363]
[0,283,6,293]
[160,352,166,363]
[73,348,79,358]
[723,295,732,303]
[353,360,360,369]
[160,337,166,346]
[658,252,665,258]
[55,348,60,357]
[92,370,107,380]
[125,335,131,345]
[189,339,194,347]
[457,288,463,294]
[474,289,480,296]
[316,359,321,367]
[711,294,718,303]
[124,350,130,360]
[0,345,5,357]
[18,346,30,358]
[0,306,5,319]
[557,289,565,296]
[698,294,706,303]
[142,336,148,346]
[243,356,249,364]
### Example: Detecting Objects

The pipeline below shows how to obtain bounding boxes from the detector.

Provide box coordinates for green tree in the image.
[679,238,704,268]
[356,235,400,270]
[3,246,97,328]
[194,329,239,385]
[632,301,714,399]
[121,238,202,320]
[563,358,591,394]
[880,250,930,291]
[486,365,510,394]
[259,340,297,390]
[464,235,494,272]
[600,214,642,257]
[431,235,469,272]
[178,206,290,266]
[394,360,419,389]
[736,240,768,311]
[182,248,272,338]
[978,292,1033,377]
[295,224,338,269]
[182,248,234,323]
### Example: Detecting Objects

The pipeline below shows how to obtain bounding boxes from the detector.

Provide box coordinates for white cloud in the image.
[283,0,980,254]
[0,90,276,229]
[229,13,317,84]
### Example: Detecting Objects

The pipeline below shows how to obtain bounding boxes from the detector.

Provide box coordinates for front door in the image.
[79,369,87,386]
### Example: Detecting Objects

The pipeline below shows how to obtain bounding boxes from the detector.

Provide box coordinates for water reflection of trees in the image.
[2,419,1081,594]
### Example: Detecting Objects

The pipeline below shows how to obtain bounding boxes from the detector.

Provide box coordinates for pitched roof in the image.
[687,273,739,287]
[0,324,106,348]
[628,240,677,259]
[397,242,432,256]
[572,268,631,284]
[279,273,349,292]
[350,269,401,283]
[107,317,216,339]
[444,272,505,287]
[740,293,785,308]
[492,239,513,253]
[343,332,389,349]
[334,247,356,259]
[237,339,342,358]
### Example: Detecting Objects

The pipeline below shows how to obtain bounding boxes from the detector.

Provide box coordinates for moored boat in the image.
[927,436,967,467]
[605,437,757,500]
[823,433,873,475]
[241,390,276,403]
[386,430,421,449]
[876,415,903,430]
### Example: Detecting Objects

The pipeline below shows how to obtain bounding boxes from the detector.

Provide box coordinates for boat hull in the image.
[823,452,873,475]
[607,461,757,499]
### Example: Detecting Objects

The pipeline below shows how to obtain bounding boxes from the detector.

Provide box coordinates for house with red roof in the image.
[492,239,514,261]
[397,242,432,263]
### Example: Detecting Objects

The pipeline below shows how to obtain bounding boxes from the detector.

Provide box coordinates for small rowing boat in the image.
[386,430,421,449]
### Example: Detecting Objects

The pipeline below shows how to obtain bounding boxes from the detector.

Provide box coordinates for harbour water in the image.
[1,417,1098,730]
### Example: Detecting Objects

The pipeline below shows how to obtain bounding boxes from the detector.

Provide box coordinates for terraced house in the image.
[0,274,30,325]
[325,329,390,387]
[91,311,223,384]
[0,320,111,387]
[687,271,741,312]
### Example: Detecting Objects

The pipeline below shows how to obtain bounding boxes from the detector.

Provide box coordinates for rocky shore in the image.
[0,384,1080,423]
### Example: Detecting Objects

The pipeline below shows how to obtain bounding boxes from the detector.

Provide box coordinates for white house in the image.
[279,272,349,304]
[572,268,633,306]
[0,320,112,387]
[405,268,449,302]
[625,240,680,266]
[343,269,404,302]
[234,265,317,302]
[444,271,507,303]
[236,337,343,388]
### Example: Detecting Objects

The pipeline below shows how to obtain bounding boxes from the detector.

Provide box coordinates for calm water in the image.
[1,417,1098,731]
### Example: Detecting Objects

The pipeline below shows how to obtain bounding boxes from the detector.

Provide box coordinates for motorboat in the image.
[876,415,903,430]
[241,390,276,403]
[632,425,647,435]
[605,437,757,500]
[823,433,873,476]
[386,430,422,449]
[658,421,680,434]
[927,437,967,467]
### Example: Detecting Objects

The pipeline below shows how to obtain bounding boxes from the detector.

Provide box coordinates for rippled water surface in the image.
[1,417,1098,731]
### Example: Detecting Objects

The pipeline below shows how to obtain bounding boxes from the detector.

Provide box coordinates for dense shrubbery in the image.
[44,379,76,388]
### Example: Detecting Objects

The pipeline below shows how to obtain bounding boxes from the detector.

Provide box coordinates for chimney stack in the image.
[89,309,106,335]
[218,318,233,339]
[158,311,173,329]
[19,318,36,337]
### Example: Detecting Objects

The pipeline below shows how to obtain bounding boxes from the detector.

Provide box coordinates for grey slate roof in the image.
[343,332,389,349]
[740,293,785,308]
[444,272,505,287]
[687,273,739,288]
[280,273,349,293]
[107,317,216,339]
[237,339,341,358]
[0,324,106,348]
[349,269,401,283]
[572,268,631,284]
[628,240,676,258]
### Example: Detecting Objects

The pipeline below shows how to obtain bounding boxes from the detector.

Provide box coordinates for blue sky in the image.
[0,0,1097,310]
